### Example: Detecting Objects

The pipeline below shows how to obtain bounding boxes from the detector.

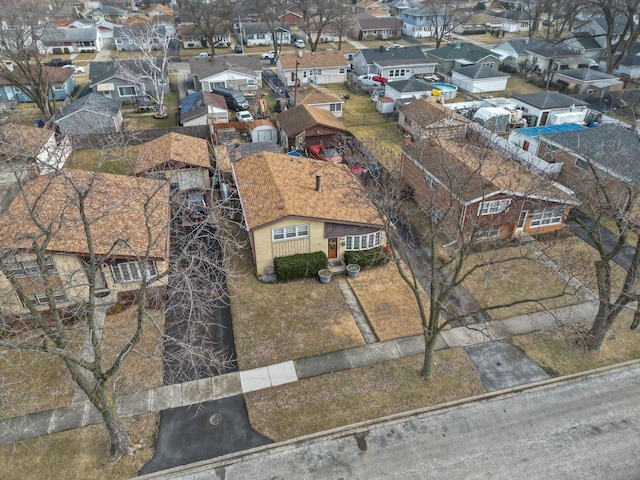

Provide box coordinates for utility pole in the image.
[294,60,300,105]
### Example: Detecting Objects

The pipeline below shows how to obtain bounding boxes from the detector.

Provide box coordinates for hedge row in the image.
[344,246,390,268]
[274,251,328,282]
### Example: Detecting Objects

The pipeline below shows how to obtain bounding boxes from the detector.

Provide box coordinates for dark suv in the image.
[134,97,154,113]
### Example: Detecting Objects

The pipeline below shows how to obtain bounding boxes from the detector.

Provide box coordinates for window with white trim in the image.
[3,257,57,277]
[111,260,157,283]
[117,85,136,97]
[478,199,511,216]
[330,103,342,111]
[272,224,309,241]
[32,289,67,305]
[345,231,382,250]
[339,68,346,74]
[530,206,565,227]
[475,227,501,239]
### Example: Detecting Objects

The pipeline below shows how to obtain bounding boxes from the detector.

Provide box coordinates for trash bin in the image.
[348,53,353,60]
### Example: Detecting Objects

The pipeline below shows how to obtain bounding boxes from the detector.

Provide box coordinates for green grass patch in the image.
[66,146,138,175]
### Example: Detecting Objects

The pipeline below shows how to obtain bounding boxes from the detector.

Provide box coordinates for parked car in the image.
[134,97,154,113]
[214,41,230,48]
[194,52,210,58]
[62,64,86,74]
[210,86,250,111]
[308,144,342,163]
[236,110,254,123]
[294,38,305,48]
[184,192,209,221]
[261,50,277,60]
[235,44,243,53]
[44,58,73,67]
[358,74,388,86]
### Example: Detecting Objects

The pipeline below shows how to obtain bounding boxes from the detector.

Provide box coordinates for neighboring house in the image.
[306,16,345,43]
[177,22,230,49]
[180,91,230,126]
[113,25,170,52]
[189,55,263,96]
[89,59,170,104]
[426,42,500,75]
[277,51,349,88]
[536,123,640,224]
[603,41,640,78]
[277,7,304,25]
[69,18,117,40]
[383,78,435,102]
[573,16,628,50]
[352,46,437,79]
[242,22,291,46]
[0,66,75,103]
[276,104,350,150]
[39,26,103,54]
[0,170,170,314]
[232,152,385,275]
[508,123,587,157]
[524,41,593,72]
[491,38,539,69]
[354,0,391,17]
[499,10,532,33]
[135,132,211,192]
[55,93,123,136]
[349,13,402,40]
[451,64,509,93]
[0,123,71,183]
[82,4,128,25]
[398,97,469,140]
[400,136,580,242]
[562,32,605,62]
[292,84,345,117]
[551,68,623,94]
[510,92,590,127]
[453,13,503,34]
[143,4,174,18]
[399,6,451,39]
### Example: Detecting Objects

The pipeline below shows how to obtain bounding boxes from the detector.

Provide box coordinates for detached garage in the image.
[250,119,277,143]
[451,64,509,94]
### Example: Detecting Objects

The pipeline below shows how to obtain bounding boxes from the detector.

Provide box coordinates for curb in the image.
[135,358,640,479]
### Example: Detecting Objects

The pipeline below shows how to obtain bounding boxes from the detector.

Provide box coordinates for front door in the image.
[328,237,338,259]
[516,210,528,233]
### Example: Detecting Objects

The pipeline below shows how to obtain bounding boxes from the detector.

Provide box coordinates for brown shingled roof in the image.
[135,133,210,175]
[276,104,349,137]
[278,51,349,70]
[404,137,579,205]
[0,170,170,259]
[232,151,383,230]
[0,123,55,159]
[399,98,469,128]
[294,84,343,106]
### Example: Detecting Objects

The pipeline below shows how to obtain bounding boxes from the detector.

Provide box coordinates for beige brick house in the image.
[232,152,384,275]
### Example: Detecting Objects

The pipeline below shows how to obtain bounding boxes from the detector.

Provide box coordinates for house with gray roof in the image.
[524,41,593,72]
[113,25,170,52]
[383,78,433,102]
[425,42,500,75]
[537,123,640,224]
[179,91,229,127]
[562,32,605,62]
[55,93,123,136]
[242,22,291,46]
[491,38,541,68]
[40,26,103,54]
[352,46,437,80]
[348,13,402,41]
[82,4,128,25]
[451,64,509,93]
[552,68,623,94]
[88,59,169,104]
[189,55,262,96]
[574,16,629,49]
[603,41,640,79]
[398,6,450,39]
[510,92,590,127]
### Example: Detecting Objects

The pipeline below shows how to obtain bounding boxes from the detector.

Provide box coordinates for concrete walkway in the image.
[0,296,597,446]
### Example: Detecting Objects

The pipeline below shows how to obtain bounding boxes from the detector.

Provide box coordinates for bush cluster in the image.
[344,246,389,269]
[274,251,328,281]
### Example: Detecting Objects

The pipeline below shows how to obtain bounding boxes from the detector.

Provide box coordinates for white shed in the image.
[451,64,509,93]
[250,119,278,143]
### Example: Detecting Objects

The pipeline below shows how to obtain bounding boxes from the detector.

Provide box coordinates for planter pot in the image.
[346,264,361,278]
[318,268,332,284]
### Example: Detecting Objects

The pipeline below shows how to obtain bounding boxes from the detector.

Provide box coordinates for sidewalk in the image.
[0,294,597,446]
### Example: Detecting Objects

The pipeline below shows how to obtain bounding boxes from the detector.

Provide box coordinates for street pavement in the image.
[138,362,640,480]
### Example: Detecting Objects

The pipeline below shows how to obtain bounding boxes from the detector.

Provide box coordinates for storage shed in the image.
[250,119,277,143]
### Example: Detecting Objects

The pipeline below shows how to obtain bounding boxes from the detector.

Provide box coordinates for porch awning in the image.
[325,222,381,238]
[96,83,115,92]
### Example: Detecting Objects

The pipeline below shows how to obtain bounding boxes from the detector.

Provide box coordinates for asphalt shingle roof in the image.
[452,64,508,79]
[385,78,433,93]
[277,104,349,137]
[512,91,588,109]
[358,45,430,67]
[428,42,495,62]
[135,133,210,174]
[189,55,262,80]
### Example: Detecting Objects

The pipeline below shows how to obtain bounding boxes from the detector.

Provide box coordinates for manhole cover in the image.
[209,413,223,426]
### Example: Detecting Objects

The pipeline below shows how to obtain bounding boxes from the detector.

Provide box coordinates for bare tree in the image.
[543,0,586,40]
[294,0,348,53]
[116,24,174,117]
[588,0,640,74]
[0,2,59,119]
[421,0,459,49]
[348,127,580,379]
[179,0,234,57]
[0,134,240,459]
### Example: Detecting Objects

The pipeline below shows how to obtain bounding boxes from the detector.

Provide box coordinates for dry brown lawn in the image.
[504,74,547,96]
[349,124,403,171]
[512,311,640,376]
[463,246,584,320]
[245,347,485,442]
[1,307,164,420]
[0,412,158,480]
[229,255,364,370]
[66,146,139,176]
[349,262,426,340]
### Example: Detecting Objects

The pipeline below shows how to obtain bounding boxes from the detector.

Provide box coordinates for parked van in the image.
[211,87,250,111]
